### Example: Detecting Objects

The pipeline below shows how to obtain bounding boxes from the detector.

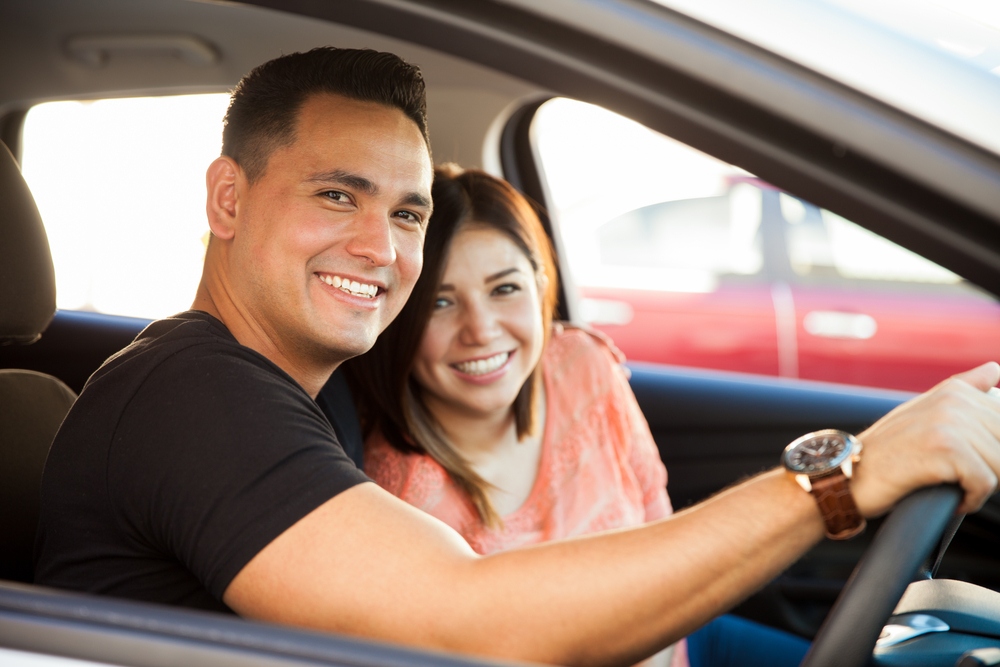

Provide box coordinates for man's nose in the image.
[460,300,501,346]
[345,210,396,267]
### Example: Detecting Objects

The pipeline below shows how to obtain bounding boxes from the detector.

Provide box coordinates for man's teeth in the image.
[320,274,377,298]
[454,352,509,376]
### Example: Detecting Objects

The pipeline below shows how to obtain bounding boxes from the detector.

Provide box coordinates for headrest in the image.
[0,142,56,346]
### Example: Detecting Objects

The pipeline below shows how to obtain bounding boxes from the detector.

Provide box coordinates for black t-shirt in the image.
[35,311,370,612]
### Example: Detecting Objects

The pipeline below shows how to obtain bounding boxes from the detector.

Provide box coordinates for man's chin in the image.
[311,331,378,365]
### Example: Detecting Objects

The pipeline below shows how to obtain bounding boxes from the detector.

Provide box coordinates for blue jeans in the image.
[687,614,811,667]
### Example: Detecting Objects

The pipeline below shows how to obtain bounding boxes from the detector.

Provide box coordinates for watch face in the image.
[783,431,853,474]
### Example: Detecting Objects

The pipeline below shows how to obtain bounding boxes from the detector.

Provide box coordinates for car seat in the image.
[0,142,76,583]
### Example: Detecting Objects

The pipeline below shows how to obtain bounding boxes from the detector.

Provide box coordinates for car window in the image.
[784,195,959,284]
[597,184,763,280]
[531,97,1000,392]
[20,93,229,320]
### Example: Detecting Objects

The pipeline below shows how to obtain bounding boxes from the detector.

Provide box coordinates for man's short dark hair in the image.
[222,47,430,183]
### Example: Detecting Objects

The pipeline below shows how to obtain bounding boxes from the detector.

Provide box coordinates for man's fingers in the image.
[951,419,1000,513]
[956,464,1000,514]
[951,361,1000,393]
[858,361,1000,517]
[947,375,1000,512]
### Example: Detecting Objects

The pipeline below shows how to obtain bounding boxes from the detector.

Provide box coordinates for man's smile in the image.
[316,272,383,299]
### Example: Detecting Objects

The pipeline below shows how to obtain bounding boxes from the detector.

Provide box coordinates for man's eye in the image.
[321,190,351,204]
[394,210,423,225]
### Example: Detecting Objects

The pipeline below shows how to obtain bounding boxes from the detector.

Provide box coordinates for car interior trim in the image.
[0,582,509,667]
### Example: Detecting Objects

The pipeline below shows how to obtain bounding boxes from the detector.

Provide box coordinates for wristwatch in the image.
[781,429,866,540]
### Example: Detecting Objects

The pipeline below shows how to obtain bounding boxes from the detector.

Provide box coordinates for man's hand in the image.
[853,361,1000,517]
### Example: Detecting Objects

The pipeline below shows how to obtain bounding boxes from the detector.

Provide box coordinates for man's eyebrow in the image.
[401,191,432,210]
[438,268,521,292]
[305,169,377,196]
[306,169,431,211]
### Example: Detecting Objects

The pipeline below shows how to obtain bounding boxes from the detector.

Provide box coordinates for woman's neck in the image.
[430,402,519,463]
[426,390,547,517]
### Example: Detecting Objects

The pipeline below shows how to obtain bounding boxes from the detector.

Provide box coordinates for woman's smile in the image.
[451,350,515,382]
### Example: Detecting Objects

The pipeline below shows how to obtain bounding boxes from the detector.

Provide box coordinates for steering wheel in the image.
[800,485,964,667]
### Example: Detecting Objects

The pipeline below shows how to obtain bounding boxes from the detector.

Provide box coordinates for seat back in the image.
[0,142,75,582]
[0,370,75,581]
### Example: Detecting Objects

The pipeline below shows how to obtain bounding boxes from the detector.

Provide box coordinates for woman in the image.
[344,165,808,667]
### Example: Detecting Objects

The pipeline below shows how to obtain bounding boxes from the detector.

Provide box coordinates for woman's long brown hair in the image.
[344,164,559,526]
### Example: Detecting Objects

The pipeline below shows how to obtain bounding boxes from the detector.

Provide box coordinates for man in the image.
[36,47,1000,666]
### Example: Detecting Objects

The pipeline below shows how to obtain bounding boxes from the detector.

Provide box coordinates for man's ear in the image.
[206,156,242,240]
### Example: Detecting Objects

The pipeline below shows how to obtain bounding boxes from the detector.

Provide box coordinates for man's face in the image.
[229,93,432,368]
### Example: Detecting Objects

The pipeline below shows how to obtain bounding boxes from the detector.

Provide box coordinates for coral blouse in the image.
[364,326,687,667]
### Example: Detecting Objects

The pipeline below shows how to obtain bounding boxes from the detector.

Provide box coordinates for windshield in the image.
[653,0,1000,156]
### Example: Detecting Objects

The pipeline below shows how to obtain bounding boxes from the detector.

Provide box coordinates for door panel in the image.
[0,581,505,667]
[779,195,1000,392]
[584,283,780,377]
[628,363,909,508]
[792,283,1000,392]
[628,362,1000,637]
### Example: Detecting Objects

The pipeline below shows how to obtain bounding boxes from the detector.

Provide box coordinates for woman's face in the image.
[412,225,545,425]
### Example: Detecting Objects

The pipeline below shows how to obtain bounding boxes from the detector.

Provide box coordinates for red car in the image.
[576,178,1000,392]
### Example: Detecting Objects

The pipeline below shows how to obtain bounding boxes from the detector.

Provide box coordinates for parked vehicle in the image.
[575,177,1000,392]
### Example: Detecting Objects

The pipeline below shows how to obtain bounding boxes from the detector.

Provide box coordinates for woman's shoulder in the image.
[545,323,627,377]
[542,324,632,428]
[363,430,479,531]
[364,432,445,495]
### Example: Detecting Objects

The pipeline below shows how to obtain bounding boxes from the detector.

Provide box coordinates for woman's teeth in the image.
[320,274,377,298]
[454,352,509,376]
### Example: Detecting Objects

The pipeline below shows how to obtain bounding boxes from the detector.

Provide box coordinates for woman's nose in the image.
[460,301,501,346]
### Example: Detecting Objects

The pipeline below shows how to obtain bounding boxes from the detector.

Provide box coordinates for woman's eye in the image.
[433,297,452,309]
[493,283,521,296]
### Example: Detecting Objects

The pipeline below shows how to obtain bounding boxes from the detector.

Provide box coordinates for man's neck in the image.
[192,282,335,399]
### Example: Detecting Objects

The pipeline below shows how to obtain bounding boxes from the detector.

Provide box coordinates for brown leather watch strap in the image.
[810,473,866,540]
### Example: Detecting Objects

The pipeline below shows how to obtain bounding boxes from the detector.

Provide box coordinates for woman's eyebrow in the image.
[438,268,522,292]
[485,268,520,282]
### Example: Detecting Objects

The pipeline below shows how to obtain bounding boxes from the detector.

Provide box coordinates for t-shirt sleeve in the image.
[107,343,370,601]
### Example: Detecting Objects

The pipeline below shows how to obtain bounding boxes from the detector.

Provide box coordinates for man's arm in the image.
[224,363,1000,667]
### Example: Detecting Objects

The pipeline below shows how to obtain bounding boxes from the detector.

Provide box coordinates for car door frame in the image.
[5,0,1000,662]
